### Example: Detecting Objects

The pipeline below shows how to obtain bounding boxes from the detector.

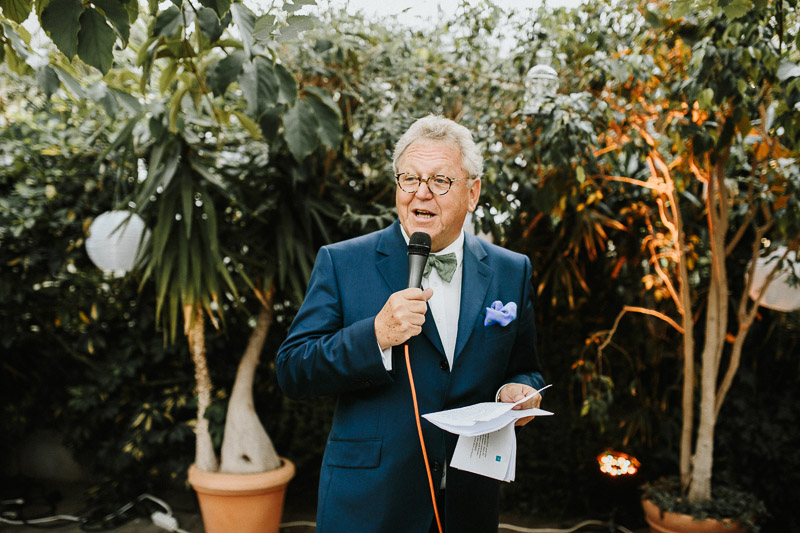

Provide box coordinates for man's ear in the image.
[467,178,481,213]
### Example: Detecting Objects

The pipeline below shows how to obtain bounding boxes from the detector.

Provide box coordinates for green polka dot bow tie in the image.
[423,253,457,283]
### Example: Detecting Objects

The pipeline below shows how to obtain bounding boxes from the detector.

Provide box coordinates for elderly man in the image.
[276,115,545,533]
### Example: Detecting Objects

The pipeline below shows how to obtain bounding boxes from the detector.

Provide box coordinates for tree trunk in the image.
[219,285,281,474]
[671,186,696,494]
[689,164,729,503]
[188,303,219,472]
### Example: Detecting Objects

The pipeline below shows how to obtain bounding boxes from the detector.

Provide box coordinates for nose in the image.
[414,178,435,199]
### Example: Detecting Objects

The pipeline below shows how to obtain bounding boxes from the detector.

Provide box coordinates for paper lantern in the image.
[748,246,800,312]
[85,211,150,277]
[523,48,559,115]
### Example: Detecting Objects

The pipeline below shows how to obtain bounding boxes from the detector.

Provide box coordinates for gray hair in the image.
[392,115,483,181]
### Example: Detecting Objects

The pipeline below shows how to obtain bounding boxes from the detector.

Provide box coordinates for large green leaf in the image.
[258,106,281,141]
[123,0,137,23]
[0,0,31,23]
[76,8,115,73]
[304,86,342,150]
[196,6,223,43]
[283,97,319,161]
[275,62,297,106]
[40,0,83,59]
[206,49,244,96]
[230,2,254,56]
[92,0,129,44]
[152,5,181,38]
[198,0,229,19]
[238,56,278,117]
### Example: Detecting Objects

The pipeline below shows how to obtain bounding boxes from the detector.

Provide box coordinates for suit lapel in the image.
[454,233,492,360]
[376,222,445,356]
[376,222,408,293]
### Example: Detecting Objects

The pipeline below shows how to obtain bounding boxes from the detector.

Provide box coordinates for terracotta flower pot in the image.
[641,499,746,533]
[188,458,295,533]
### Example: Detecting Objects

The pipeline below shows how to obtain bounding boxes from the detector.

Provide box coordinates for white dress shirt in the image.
[380,227,464,371]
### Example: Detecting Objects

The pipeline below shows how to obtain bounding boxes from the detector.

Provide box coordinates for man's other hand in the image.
[374,287,434,350]
[499,383,542,427]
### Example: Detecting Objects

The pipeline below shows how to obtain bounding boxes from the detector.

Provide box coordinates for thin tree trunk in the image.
[671,187,695,494]
[219,285,281,473]
[689,161,729,503]
[188,303,219,472]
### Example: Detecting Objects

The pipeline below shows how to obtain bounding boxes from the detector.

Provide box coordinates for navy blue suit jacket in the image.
[276,221,544,533]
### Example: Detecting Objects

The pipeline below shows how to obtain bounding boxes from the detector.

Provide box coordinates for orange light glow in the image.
[597,450,640,477]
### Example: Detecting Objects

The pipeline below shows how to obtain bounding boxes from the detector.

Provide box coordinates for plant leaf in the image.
[230,2,254,56]
[275,62,297,105]
[282,97,319,161]
[92,0,129,44]
[304,86,341,150]
[53,64,86,98]
[195,6,223,43]
[0,0,32,23]
[152,5,181,38]
[198,0,229,19]
[206,49,244,96]
[277,14,313,41]
[40,0,83,59]
[238,56,278,117]
[36,65,60,98]
[76,7,115,74]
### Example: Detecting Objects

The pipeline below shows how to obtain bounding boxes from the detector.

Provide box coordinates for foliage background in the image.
[2,0,800,530]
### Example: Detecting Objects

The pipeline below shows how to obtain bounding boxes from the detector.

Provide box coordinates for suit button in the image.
[440,360,449,371]
[432,462,441,472]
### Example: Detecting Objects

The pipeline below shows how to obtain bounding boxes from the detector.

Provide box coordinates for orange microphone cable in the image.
[404,343,443,533]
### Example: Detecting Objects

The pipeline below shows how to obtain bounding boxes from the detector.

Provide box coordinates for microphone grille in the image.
[408,232,431,256]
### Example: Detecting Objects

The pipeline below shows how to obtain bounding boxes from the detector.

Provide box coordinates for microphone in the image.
[407,232,431,289]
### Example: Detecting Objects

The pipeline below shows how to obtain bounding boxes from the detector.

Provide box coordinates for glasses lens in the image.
[398,174,419,193]
[428,176,451,195]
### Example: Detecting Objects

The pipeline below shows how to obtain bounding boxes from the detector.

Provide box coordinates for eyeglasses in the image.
[394,173,467,196]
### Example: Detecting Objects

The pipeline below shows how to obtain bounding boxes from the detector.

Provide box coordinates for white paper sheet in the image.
[450,423,518,481]
[422,385,554,482]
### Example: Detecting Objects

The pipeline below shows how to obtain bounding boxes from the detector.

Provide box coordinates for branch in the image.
[595,305,684,359]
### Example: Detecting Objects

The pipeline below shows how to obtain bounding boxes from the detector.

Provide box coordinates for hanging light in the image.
[523,48,559,116]
[748,246,800,312]
[85,211,150,277]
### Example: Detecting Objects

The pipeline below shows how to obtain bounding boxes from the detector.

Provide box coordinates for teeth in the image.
[415,210,434,218]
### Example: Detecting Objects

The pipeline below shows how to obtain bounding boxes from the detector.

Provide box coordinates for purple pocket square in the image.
[484,301,517,327]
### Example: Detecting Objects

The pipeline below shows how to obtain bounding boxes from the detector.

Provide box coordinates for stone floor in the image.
[0,479,648,533]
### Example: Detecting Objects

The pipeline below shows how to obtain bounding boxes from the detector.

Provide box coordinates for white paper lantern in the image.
[523,48,559,116]
[748,246,800,312]
[85,211,150,277]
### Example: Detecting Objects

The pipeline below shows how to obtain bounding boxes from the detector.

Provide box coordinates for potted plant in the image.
[126,26,344,533]
[20,0,348,530]
[573,1,800,531]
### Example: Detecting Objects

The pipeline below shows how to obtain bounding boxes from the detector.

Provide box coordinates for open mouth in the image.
[413,209,435,219]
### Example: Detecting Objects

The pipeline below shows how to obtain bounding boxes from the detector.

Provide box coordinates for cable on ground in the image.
[0,491,192,532]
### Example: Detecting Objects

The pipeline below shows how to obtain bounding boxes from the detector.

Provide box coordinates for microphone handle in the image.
[407,254,427,289]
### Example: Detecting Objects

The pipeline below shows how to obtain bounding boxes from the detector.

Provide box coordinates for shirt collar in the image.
[399,224,464,266]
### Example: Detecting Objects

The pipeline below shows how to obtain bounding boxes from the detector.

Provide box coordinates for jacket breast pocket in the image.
[483,323,517,341]
[325,438,382,469]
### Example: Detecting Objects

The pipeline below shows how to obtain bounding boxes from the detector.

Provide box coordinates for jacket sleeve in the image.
[275,246,394,399]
